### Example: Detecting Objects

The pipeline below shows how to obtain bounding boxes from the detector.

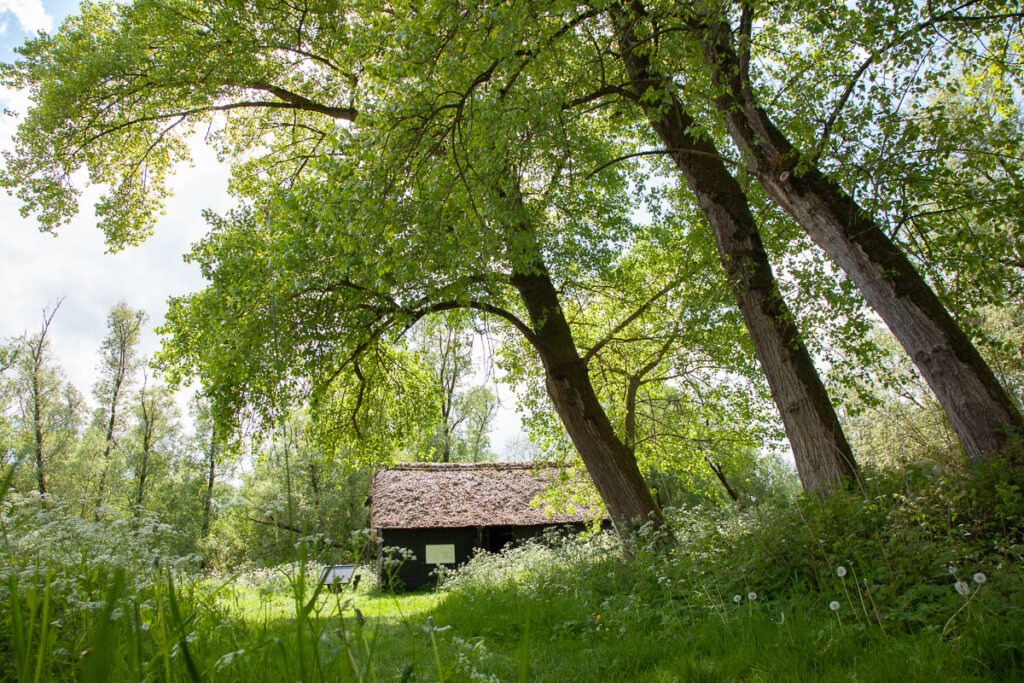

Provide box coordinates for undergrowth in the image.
[1,459,1022,681]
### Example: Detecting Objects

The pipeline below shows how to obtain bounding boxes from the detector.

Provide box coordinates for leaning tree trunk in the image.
[614,12,860,492]
[699,18,1024,463]
[509,261,664,533]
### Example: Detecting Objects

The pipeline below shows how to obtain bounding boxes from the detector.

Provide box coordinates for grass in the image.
[2,459,1023,681]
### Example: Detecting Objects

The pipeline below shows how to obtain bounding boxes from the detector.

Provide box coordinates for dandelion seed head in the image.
[829,601,840,611]
[955,580,970,596]
[836,566,847,578]
[733,594,742,604]
[973,572,986,585]
[748,592,757,601]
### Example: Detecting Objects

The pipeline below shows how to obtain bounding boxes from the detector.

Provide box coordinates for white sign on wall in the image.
[424,544,456,565]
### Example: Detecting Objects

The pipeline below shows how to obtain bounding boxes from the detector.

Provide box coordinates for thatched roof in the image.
[370,462,600,529]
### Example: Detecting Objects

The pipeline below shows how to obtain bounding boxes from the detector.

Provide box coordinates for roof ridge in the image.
[383,461,572,472]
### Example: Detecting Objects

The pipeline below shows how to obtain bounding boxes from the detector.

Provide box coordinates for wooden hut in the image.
[369,462,600,589]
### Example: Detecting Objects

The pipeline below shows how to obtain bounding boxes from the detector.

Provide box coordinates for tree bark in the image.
[31,363,46,495]
[510,262,665,532]
[613,11,860,492]
[201,428,218,540]
[698,18,1024,463]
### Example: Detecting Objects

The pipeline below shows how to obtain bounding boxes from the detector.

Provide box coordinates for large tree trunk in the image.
[614,12,860,492]
[698,18,1024,462]
[510,263,664,532]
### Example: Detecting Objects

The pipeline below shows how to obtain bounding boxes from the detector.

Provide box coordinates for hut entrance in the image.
[481,526,520,554]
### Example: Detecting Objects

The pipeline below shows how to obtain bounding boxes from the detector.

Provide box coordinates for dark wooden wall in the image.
[375,523,592,590]
[376,527,477,590]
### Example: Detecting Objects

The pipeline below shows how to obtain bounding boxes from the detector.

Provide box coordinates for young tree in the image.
[90,303,146,517]
[125,369,180,519]
[409,316,497,463]
[190,394,225,541]
[0,342,18,469]
[9,302,83,495]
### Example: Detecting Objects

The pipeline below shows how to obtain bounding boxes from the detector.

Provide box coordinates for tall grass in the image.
[2,458,1022,681]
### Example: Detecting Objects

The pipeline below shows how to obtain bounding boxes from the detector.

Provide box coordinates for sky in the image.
[0,0,220,395]
[0,1,526,454]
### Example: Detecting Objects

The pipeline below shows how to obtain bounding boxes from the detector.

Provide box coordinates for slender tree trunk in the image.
[439,331,457,463]
[624,376,641,452]
[201,428,217,540]
[26,319,53,496]
[705,456,740,502]
[134,455,149,515]
[698,18,1024,463]
[308,458,323,530]
[32,378,46,495]
[510,261,664,532]
[94,367,126,520]
[93,305,145,519]
[133,388,156,520]
[614,11,860,492]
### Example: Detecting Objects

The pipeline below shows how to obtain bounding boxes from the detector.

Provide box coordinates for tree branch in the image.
[247,82,358,121]
[582,277,682,365]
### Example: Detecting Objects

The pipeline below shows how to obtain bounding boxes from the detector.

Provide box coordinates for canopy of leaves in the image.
[5,0,1021,475]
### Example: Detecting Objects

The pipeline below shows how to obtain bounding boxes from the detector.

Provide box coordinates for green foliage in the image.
[0,490,436,682]
[3,455,1023,681]
[2,305,84,496]
[843,304,1024,469]
[679,0,1024,330]
[200,413,371,570]
[405,316,498,463]
[430,459,1024,680]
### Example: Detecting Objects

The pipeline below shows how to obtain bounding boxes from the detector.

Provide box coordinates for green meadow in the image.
[4,461,1022,682]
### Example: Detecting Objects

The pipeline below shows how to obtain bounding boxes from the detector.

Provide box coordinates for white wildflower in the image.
[748,592,757,601]
[733,594,742,604]
[829,601,840,611]
[836,566,847,578]
[972,572,987,585]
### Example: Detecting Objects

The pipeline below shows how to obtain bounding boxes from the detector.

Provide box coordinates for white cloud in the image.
[0,0,52,35]
[0,142,230,402]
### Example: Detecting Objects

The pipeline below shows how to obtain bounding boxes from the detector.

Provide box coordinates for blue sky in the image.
[0,1,75,56]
